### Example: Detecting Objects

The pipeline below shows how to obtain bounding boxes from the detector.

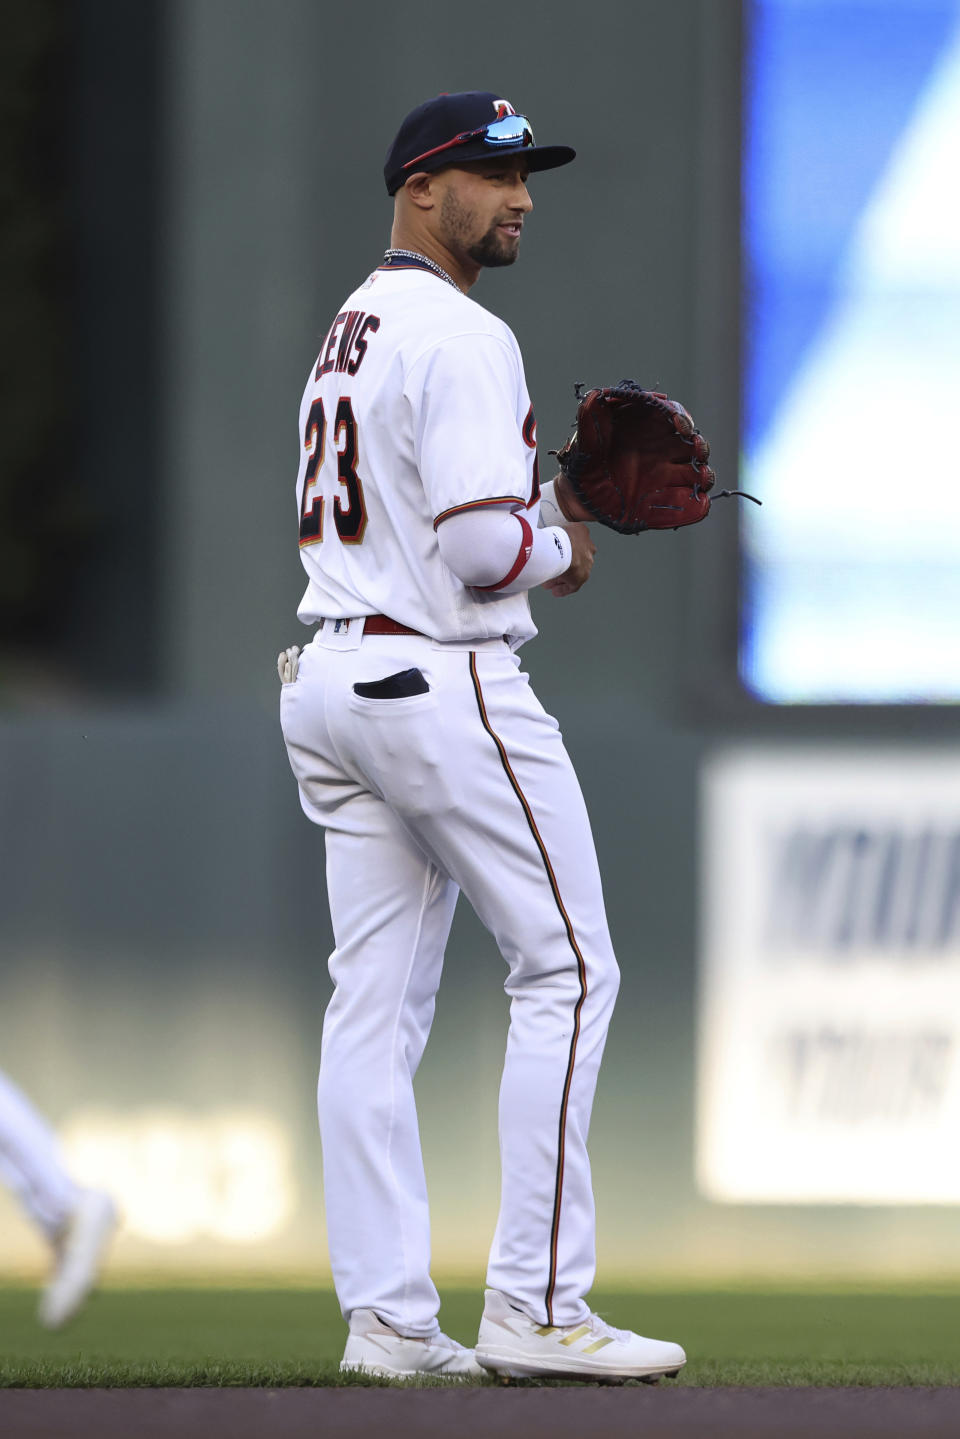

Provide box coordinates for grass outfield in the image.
[1,1285,959,1387]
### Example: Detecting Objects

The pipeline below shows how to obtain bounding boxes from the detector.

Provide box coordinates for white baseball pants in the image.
[0,1070,80,1239]
[281,628,620,1334]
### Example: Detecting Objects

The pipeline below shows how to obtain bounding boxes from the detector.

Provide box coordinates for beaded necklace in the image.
[382,248,462,292]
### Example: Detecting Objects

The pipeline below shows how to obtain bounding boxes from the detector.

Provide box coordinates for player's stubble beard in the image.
[439,187,521,269]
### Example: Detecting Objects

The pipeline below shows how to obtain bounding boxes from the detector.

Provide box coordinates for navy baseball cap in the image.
[384,91,575,195]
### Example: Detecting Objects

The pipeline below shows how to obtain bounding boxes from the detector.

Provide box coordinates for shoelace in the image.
[584,1313,632,1343]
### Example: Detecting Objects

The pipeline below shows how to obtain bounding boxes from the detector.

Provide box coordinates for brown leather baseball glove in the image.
[554,381,753,534]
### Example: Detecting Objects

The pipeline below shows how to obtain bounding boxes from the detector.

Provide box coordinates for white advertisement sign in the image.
[698,749,960,1203]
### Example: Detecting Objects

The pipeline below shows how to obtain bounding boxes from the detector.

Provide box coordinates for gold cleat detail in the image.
[558,1324,593,1347]
[582,1336,616,1354]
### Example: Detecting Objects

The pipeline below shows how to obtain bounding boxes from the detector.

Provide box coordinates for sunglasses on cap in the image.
[402,114,536,172]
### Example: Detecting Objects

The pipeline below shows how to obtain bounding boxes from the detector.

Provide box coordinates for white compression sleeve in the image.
[437,506,572,596]
[537,478,567,529]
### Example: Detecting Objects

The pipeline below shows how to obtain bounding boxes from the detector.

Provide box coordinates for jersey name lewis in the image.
[316,310,381,379]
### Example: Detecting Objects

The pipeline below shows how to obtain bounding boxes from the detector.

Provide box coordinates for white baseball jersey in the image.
[294,264,544,646]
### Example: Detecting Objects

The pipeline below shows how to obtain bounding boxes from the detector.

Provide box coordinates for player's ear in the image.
[401,171,438,211]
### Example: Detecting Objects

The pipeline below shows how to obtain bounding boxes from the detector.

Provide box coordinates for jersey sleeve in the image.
[404,332,530,527]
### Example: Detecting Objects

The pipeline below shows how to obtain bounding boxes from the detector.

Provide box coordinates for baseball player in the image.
[0,1069,117,1326]
[279,91,686,1382]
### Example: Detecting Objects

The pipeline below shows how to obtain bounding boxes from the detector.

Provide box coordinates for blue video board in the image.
[741,0,960,703]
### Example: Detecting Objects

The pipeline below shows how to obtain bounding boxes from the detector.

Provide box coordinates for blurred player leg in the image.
[0,1070,82,1242]
[0,1069,117,1327]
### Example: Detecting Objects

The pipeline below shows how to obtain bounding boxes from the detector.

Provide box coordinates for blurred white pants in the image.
[0,1070,79,1238]
[281,632,619,1333]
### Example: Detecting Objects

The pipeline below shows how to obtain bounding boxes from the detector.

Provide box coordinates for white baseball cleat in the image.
[475,1288,686,1382]
[38,1189,118,1329]
[340,1307,486,1379]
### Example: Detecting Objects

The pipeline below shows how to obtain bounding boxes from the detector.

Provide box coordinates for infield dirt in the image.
[4,1385,960,1438]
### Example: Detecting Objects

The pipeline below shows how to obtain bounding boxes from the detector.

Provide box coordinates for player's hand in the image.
[542,522,596,597]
